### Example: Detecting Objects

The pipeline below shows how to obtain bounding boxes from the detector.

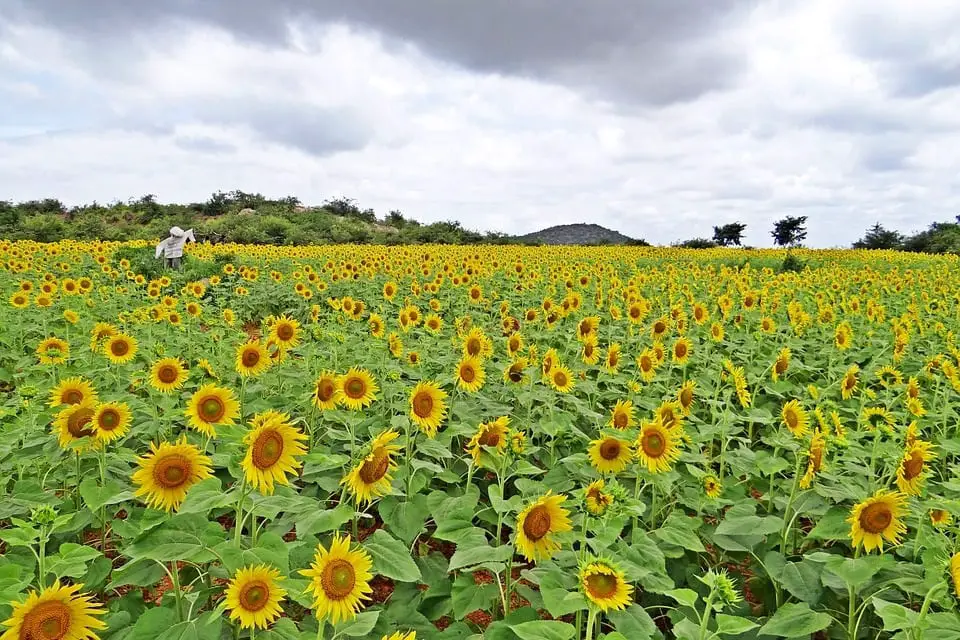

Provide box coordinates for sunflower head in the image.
[455,355,486,393]
[54,401,98,451]
[584,480,613,516]
[104,333,137,364]
[242,413,308,495]
[132,436,213,512]
[92,401,132,444]
[408,381,448,437]
[312,371,341,410]
[588,436,633,475]
[467,417,509,465]
[607,399,635,430]
[2,582,106,640]
[515,492,572,563]
[48,377,97,408]
[150,357,189,393]
[236,341,271,378]
[224,564,287,630]
[848,490,908,553]
[338,367,379,410]
[580,559,633,612]
[703,475,722,498]
[186,384,240,437]
[636,419,683,474]
[781,400,809,438]
[342,430,402,504]
[549,364,575,393]
[299,534,374,625]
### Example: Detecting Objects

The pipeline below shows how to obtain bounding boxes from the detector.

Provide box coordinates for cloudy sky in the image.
[1,0,959,247]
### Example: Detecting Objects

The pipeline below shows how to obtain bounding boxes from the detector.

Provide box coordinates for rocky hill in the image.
[519,223,641,246]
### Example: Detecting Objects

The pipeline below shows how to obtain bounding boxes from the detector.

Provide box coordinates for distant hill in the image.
[519,223,643,246]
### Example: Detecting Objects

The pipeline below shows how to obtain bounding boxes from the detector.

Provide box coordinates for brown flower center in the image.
[775,359,788,375]
[153,455,191,489]
[242,349,260,368]
[22,600,71,640]
[158,365,179,384]
[680,388,693,408]
[599,439,622,461]
[466,338,481,356]
[784,409,799,429]
[508,364,524,383]
[459,364,476,383]
[640,356,652,372]
[553,371,568,387]
[675,343,687,358]
[321,559,356,600]
[98,409,120,431]
[359,451,391,483]
[67,408,95,438]
[477,428,501,448]
[523,505,552,542]
[585,572,618,599]
[238,581,269,612]
[608,351,619,367]
[344,378,366,399]
[613,411,628,429]
[859,501,893,534]
[641,430,666,457]
[276,323,294,341]
[63,390,84,405]
[200,396,226,423]
[412,391,434,418]
[110,339,129,356]
[252,429,284,469]
[317,379,335,402]
[903,451,924,480]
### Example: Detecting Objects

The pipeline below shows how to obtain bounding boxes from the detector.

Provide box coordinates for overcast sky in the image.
[1,0,959,246]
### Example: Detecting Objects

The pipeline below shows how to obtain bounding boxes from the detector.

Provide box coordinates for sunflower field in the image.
[2,239,960,640]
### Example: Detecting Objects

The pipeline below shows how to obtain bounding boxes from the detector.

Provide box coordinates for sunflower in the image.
[1,582,105,640]
[503,358,528,385]
[408,381,448,437]
[772,347,791,382]
[671,337,692,364]
[186,384,240,437]
[635,419,682,473]
[781,400,809,438]
[36,337,70,364]
[607,399,635,430]
[799,429,827,489]
[876,365,904,388]
[236,341,271,378]
[841,364,860,400]
[132,437,213,512]
[150,357,189,393]
[224,564,286,630]
[579,560,633,612]
[388,333,404,358]
[241,413,308,495]
[637,349,657,382]
[53,401,98,451]
[338,367,379,410]
[462,328,492,359]
[300,534,374,625]
[656,401,684,430]
[678,380,696,415]
[342,430,402,503]
[9,291,29,308]
[584,479,612,516]
[382,633,416,640]
[604,343,622,372]
[835,323,852,350]
[581,335,600,365]
[104,333,137,364]
[895,440,936,496]
[507,333,524,358]
[541,347,558,377]
[905,376,921,400]
[905,397,926,418]
[369,313,386,338]
[510,430,527,454]
[862,407,894,433]
[515,493,572,563]
[92,402,132,444]
[703,475,722,498]
[312,371,341,410]
[467,416,509,464]
[930,509,952,528]
[588,437,633,474]
[650,317,669,340]
[63,309,79,324]
[455,355,486,393]
[549,365,575,393]
[577,316,599,341]
[848,490,908,553]
[269,314,301,349]
[952,553,960,598]
[48,377,97,407]
[710,322,725,342]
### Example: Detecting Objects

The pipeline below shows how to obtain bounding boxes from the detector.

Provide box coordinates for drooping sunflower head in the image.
[848,489,908,553]
[862,407,894,433]
[637,349,656,381]
[876,365,904,389]
[53,401,98,451]
[408,381,448,437]
[579,559,633,612]
[588,436,633,475]
[2,582,105,640]
[515,492,573,563]
[503,358,528,385]
[342,429,401,504]
[549,364,575,393]
[467,416,510,464]
[36,336,70,364]
[224,564,287,630]
[772,347,791,381]
[607,399,635,430]
[584,479,613,516]
[92,401,132,444]
[236,341,271,378]
[703,475,722,498]
[635,419,683,474]
[577,316,599,341]
[132,436,213,512]
[710,321,725,342]
[150,357,189,393]
[580,334,600,365]
[186,384,240,437]
[48,377,97,408]
[338,367,379,410]
[781,400,809,438]
[241,413,308,495]
[656,401,683,430]
[895,440,936,496]
[299,534,374,625]
[604,343,622,371]
[455,355,486,393]
[104,333,137,364]
[312,371,341,410]
[541,348,558,376]
[678,380,696,414]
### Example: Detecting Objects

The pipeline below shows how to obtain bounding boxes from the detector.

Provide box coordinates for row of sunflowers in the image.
[2,239,960,639]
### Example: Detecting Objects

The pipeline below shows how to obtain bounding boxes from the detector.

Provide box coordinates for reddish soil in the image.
[433,616,453,631]
[465,610,492,629]
[369,575,395,604]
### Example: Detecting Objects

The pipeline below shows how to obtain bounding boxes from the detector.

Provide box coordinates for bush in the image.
[778,252,806,273]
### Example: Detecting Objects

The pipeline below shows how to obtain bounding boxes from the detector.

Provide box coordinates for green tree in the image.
[771,216,808,247]
[712,222,747,246]
[852,223,904,250]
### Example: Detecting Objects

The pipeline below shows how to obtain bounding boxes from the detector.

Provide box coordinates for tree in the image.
[385,210,407,228]
[675,238,718,249]
[771,216,808,247]
[712,222,747,246]
[852,223,904,250]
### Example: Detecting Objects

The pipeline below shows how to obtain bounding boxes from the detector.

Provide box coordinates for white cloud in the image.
[1,0,959,246]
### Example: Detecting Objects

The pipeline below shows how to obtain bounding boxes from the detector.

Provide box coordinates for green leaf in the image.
[824,555,894,591]
[780,560,823,604]
[336,610,380,637]
[125,515,225,563]
[806,507,849,540]
[451,572,498,619]
[653,514,705,552]
[108,559,166,589]
[872,598,919,631]
[607,604,656,639]
[448,530,512,571]
[365,529,421,582]
[257,619,301,640]
[665,589,699,609]
[176,478,234,514]
[79,477,134,512]
[715,513,783,536]
[294,503,354,538]
[715,614,759,636]
[155,612,222,640]
[0,527,37,548]
[46,543,102,579]
[538,568,588,617]
[379,495,429,545]
[758,603,832,637]
[129,606,178,640]
[509,620,576,640]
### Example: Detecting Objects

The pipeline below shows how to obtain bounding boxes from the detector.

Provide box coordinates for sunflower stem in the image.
[234,482,251,548]
[698,587,717,640]
[170,561,185,622]
[779,452,803,556]
[584,608,598,640]
[316,619,324,640]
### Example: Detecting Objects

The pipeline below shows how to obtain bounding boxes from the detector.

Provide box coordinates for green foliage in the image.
[675,238,719,249]
[712,222,747,246]
[853,222,904,250]
[771,216,808,247]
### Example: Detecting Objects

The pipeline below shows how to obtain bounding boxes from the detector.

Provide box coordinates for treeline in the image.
[672,216,960,254]
[0,192,523,245]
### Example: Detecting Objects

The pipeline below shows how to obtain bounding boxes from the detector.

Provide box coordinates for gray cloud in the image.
[173,135,236,154]
[9,0,754,106]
